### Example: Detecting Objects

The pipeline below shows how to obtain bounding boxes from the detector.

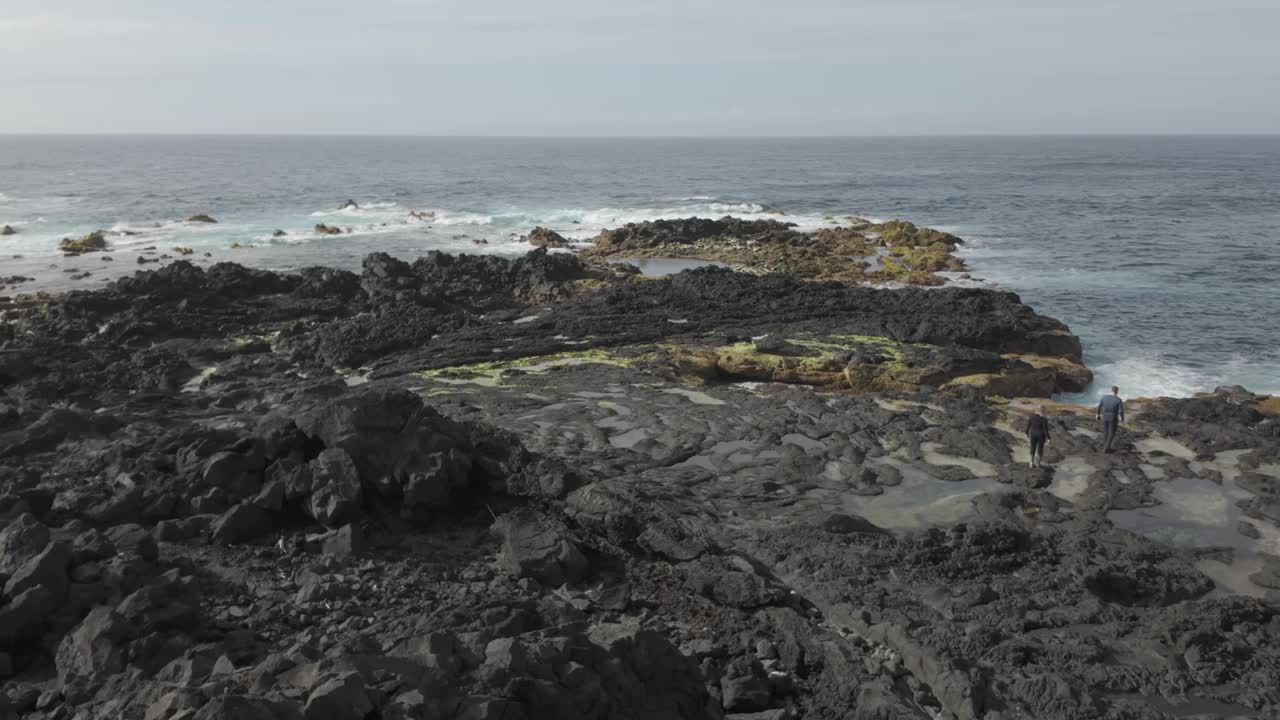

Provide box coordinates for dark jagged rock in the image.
[315,223,344,235]
[0,225,15,236]
[186,214,218,224]
[2,245,1278,719]
[338,199,359,210]
[492,508,587,587]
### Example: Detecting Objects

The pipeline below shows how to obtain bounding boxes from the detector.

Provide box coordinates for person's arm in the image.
[1024,416,1033,437]
[1096,399,1103,419]
[1043,418,1050,440]
[1119,399,1125,424]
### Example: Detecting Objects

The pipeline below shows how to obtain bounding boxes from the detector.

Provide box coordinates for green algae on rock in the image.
[59,230,109,255]
[418,348,648,387]
[581,216,969,286]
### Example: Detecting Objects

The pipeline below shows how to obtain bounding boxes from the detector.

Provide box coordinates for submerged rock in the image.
[186,214,218,224]
[314,224,344,236]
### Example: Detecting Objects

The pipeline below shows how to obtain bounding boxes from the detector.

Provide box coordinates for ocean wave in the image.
[428,210,495,227]
[310,201,404,219]
[1069,351,1280,401]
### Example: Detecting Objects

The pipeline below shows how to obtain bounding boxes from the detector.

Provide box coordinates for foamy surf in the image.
[1061,351,1280,402]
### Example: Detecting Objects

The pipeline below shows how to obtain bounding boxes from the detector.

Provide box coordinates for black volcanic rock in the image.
[1,247,1277,719]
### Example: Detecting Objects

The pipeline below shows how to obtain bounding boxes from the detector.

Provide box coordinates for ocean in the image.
[2,135,1278,400]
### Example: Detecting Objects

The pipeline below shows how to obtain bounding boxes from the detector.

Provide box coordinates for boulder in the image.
[0,513,50,578]
[315,224,344,236]
[55,606,132,687]
[0,587,54,650]
[305,448,363,527]
[685,558,787,609]
[720,657,773,712]
[303,673,373,720]
[3,540,71,600]
[273,229,287,237]
[320,525,366,557]
[115,577,198,635]
[492,508,587,587]
[192,696,280,720]
[105,524,159,563]
[210,503,274,544]
[338,200,359,210]
[186,214,218,223]
[0,226,15,236]
[203,451,266,499]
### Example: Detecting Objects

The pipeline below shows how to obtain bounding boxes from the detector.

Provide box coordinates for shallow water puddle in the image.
[873,398,909,413]
[1049,455,1095,503]
[662,388,725,406]
[426,375,503,387]
[841,458,1011,529]
[1139,464,1167,481]
[1110,474,1280,596]
[781,433,823,451]
[1134,435,1196,461]
[608,428,650,450]
[605,257,733,276]
[919,442,998,477]
[182,365,218,392]
[1190,448,1253,484]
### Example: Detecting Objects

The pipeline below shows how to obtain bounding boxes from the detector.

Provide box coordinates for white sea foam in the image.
[1063,351,1280,402]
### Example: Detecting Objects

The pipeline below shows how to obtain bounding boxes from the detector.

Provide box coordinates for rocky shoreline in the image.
[1,219,1279,719]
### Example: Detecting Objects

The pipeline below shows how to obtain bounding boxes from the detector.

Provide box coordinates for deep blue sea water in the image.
[2,135,1278,400]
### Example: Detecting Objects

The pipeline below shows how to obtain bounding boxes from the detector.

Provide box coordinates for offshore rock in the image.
[523,226,571,248]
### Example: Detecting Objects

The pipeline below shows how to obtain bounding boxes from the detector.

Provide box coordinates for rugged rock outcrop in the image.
[2,244,1276,719]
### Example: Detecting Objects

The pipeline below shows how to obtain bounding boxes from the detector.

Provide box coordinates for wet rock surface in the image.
[1,248,1278,719]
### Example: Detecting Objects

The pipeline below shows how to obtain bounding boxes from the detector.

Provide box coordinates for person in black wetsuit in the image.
[1025,406,1050,468]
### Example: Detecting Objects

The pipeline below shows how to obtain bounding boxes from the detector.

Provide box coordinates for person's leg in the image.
[1031,437,1044,466]
[1103,418,1116,451]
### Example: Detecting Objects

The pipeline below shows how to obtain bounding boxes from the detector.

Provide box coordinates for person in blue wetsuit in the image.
[1096,386,1124,453]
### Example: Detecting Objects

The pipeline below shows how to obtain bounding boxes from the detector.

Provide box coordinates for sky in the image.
[1,0,1278,136]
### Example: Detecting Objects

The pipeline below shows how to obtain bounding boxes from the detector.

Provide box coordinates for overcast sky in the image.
[2,0,1278,135]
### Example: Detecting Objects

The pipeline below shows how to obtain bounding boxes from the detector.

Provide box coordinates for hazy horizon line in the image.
[3,131,1278,140]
